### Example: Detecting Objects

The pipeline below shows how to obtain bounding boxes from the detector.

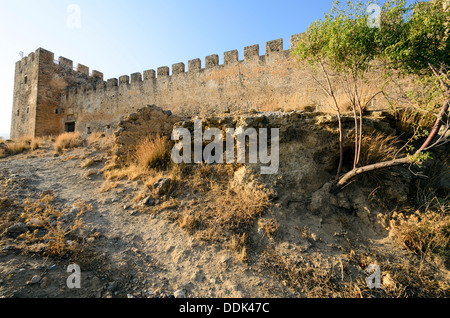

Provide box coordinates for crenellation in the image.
[224,50,239,65]
[205,54,219,69]
[158,66,170,77]
[266,39,283,55]
[188,59,201,73]
[290,33,303,49]
[143,69,156,80]
[131,72,142,84]
[172,63,185,75]
[58,57,73,69]
[36,48,54,63]
[119,75,130,86]
[77,63,89,75]
[92,70,104,80]
[244,44,259,60]
[107,78,118,88]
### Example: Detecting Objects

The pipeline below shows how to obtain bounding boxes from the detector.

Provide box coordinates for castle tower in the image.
[10,49,40,139]
[11,48,103,139]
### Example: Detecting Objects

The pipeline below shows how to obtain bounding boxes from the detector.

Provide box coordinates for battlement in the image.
[18,32,355,139]
[17,48,104,81]
[58,34,310,110]
[70,34,301,94]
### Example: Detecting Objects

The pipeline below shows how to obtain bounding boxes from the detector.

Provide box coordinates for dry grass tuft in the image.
[103,164,148,181]
[359,131,400,166]
[132,134,171,170]
[258,218,280,239]
[54,132,84,153]
[87,132,114,152]
[389,202,450,262]
[261,250,363,298]
[100,181,119,193]
[169,164,273,260]
[19,195,91,257]
[0,136,45,158]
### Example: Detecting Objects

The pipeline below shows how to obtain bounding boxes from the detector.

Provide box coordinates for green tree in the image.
[293,0,449,189]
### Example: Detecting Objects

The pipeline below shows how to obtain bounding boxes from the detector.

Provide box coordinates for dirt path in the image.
[0,146,291,298]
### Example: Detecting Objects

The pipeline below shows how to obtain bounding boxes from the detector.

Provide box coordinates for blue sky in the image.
[0,0,368,138]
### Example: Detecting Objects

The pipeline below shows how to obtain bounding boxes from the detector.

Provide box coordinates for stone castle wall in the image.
[11,35,413,139]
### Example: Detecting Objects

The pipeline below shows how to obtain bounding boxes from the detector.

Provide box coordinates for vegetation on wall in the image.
[293,0,449,188]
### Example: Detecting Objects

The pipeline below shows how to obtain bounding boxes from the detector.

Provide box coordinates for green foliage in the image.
[381,0,450,78]
[293,0,449,184]
[293,0,381,73]
[407,151,433,167]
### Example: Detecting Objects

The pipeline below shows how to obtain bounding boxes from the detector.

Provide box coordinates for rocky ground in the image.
[0,132,449,299]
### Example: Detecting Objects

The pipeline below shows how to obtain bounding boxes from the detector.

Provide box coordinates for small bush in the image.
[359,131,399,166]
[0,136,43,157]
[133,134,171,170]
[87,132,114,151]
[30,137,42,151]
[390,204,450,261]
[54,132,84,153]
[6,141,30,155]
[169,165,273,259]
[20,195,91,257]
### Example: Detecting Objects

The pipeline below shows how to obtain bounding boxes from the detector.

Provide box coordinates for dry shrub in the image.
[54,132,84,153]
[1,136,35,157]
[261,250,362,298]
[359,131,399,166]
[227,233,249,262]
[100,181,119,193]
[170,164,272,260]
[19,195,91,257]
[380,259,450,297]
[30,138,41,151]
[133,134,171,170]
[258,218,280,239]
[103,164,150,182]
[390,204,450,261]
[6,142,29,155]
[395,108,438,137]
[87,132,114,152]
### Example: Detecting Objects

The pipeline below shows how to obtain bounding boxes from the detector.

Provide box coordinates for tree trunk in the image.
[334,96,449,191]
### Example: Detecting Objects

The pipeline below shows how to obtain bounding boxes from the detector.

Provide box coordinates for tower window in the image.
[24,76,28,84]
[65,122,76,133]
[55,109,59,114]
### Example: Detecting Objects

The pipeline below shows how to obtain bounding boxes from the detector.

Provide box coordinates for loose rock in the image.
[153,178,171,196]
[174,289,186,299]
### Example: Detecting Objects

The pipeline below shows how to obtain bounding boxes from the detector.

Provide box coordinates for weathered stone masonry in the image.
[10,34,409,139]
